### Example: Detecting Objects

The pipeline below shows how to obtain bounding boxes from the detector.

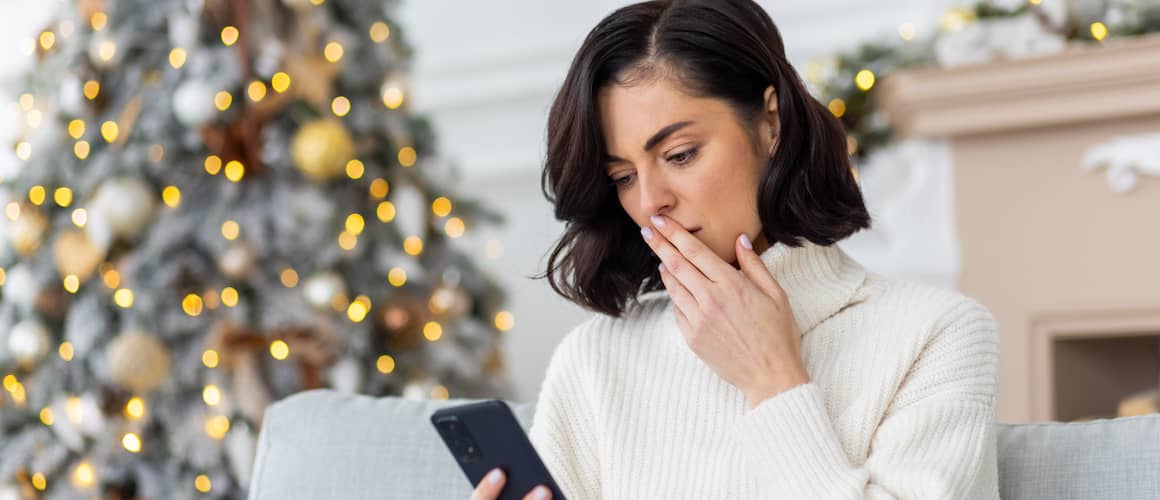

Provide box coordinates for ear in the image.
[762,85,780,155]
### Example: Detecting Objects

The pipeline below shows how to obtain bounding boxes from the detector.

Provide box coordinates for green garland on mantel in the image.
[808,0,1160,162]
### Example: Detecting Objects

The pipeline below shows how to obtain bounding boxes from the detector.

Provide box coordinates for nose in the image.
[637,169,675,216]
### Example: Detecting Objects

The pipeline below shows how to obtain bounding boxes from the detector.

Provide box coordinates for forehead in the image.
[597,77,731,149]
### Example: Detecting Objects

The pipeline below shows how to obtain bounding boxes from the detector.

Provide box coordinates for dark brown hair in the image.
[537,0,870,317]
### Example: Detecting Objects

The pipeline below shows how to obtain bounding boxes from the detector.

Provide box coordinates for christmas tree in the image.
[0,0,514,497]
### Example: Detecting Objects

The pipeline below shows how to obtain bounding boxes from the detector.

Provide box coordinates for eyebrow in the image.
[602,120,695,166]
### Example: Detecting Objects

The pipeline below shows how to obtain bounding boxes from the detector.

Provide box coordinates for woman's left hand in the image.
[642,214,810,409]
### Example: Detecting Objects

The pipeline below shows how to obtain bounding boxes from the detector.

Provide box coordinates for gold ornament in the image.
[379,294,427,351]
[428,284,472,319]
[53,229,105,281]
[291,119,355,182]
[9,209,48,256]
[106,331,170,393]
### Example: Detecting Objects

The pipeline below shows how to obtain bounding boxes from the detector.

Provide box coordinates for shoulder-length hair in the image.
[538,0,870,317]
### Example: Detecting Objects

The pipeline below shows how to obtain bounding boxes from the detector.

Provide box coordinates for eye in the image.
[667,146,699,166]
[610,173,635,189]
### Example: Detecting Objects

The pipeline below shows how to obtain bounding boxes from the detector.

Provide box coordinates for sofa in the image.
[247,390,1160,499]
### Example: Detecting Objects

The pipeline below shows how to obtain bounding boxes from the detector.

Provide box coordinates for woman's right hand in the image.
[471,468,553,500]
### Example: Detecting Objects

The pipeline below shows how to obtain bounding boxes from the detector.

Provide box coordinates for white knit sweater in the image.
[527,240,1001,499]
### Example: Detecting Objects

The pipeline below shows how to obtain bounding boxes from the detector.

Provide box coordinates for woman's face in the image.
[598,76,778,266]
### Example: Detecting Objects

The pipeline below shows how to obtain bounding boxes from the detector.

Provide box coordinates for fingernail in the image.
[487,469,503,485]
[534,486,551,500]
[739,233,753,250]
[641,227,654,240]
[649,214,665,227]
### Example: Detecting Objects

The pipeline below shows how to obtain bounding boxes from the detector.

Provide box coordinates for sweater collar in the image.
[756,240,867,336]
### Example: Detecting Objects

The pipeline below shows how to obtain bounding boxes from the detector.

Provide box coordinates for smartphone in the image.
[430,399,567,500]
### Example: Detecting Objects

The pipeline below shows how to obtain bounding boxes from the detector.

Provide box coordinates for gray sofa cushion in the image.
[996,416,1160,500]
[248,389,1160,500]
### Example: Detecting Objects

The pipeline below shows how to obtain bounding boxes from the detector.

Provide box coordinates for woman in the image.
[474,1,1000,499]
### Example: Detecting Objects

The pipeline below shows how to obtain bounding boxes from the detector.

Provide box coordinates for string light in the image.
[31,473,46,491]
[205,415,230,439]
[54,187,73,207]
[18,93,34,110]
[122,432,142,453]
[221,26,239,46]
[205,155,223,175]
[1091,22,1108,41]
[388,267,406,287]
[280,268,299,287]
[0,268,5,286]
[169,48,187,68]
[63,275,80,293]
[203,349,220,368]
[345,213,365,235]
[337,231,358,250]
[203,385,221,406]
[221,220,240,240]
[28,185,46,205]
[162,186,181,207]
[445,217,465,238]
[125,397,145,420]
[828,98,846,118]
[83,80,100,100]
[381,84,404,109]
[214,91,233,111]
[495,311,515,331]
[376,201,396,222]
[97,41,116,62]
[195,475,212,493]
[5,202,20,220]
[398,146,417,167]
[331,96,351,117]
[100,121,118,143]
[422,321,443,341]
[324,41,344,62]
[271,72,291,93]
[90,12,108,31]
[25,109,43,128]
[347,295,370,322]
[247,80,267,102]
[224,160,245,182]
[369,178,389,198]
[376,354,395,374]
[269,340,290,360]
[855,69,876,92]
[39,31,56,50]
[202,289,220,310]
[403,235,423,255]
[68,119,85,138]
[72,461,95,489]
[432,197,452,217]
[182,294,204,316]
[114,288,134,308]
[16,142,31,161]
[74,141,90,160]
[345,159,365,179]
[71,208,88,227]
[40,407,54,425]
[221,287,239,307]
[101,265,120,288]
[370,22,390,43]
[59,341,74,361]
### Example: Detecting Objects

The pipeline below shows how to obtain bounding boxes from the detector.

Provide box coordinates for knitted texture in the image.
[528,241,1001,499]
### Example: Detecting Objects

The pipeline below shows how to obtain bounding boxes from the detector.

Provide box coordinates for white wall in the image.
[399,0,965,401]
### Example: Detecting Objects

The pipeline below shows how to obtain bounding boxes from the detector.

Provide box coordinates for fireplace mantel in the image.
[876,34,1160,422]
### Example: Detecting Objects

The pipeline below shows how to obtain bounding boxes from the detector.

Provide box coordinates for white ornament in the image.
[106,331,171,393]
[2,265,39,310]
[7,319,50,365]
[88,32,123,68]
[1083,133,1160,194]
[173,80,218,127]
[91,177,157,240]
[327,357,362,393]
[302,271,346,310]
[0,482,20,500]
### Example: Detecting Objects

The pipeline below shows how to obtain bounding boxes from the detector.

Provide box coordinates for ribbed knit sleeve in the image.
[732,297,1001,499]
[528,319,603,500]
